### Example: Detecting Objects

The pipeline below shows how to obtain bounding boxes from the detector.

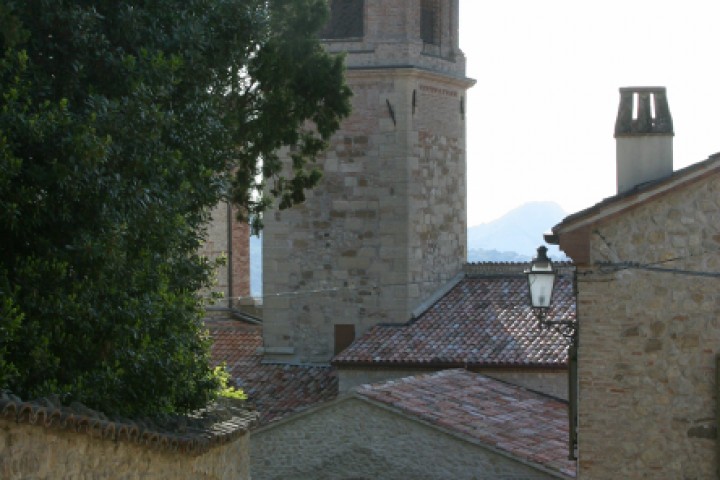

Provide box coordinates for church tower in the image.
[262,0,474,363]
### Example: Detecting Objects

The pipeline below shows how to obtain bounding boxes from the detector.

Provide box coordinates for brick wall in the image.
[201,202,250,305]
[576,173,720,478]
[230,205,251,299]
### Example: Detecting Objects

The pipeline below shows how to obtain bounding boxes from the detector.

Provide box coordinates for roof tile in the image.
[207,320,338,425]
[356,369,575,478]
[333,273,575,368]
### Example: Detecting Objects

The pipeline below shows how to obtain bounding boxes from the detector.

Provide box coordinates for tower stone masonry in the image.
[262,0,474,364]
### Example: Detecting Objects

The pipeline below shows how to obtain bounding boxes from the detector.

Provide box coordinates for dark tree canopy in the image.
[0,0,350,415]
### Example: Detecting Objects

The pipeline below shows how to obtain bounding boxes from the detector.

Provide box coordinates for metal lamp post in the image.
[526,245,579,460]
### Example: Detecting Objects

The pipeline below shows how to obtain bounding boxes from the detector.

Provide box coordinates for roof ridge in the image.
[464,262,575,277]
[410,272,464,319]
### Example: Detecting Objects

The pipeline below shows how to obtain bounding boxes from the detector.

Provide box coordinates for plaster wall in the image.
[616,136,673,194]
[251,396,561,480]
[576,173,720,478]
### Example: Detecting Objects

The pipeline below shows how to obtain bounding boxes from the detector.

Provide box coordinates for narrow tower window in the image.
[421,0,441,48]
[321,0,364,39]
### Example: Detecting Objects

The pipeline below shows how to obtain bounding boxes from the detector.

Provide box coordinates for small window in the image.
[321,0,364,40]
[421,0,441,47]
[334,324,356,355]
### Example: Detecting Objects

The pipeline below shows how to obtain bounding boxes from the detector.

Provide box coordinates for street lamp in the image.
[526,246,579,461]
[525,245,576,339]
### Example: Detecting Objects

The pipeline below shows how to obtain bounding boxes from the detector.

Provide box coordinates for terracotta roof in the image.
[207,319,338,425]
[356,369,576,478]
[208,319,263,368]
[0,391,256,456]
[333,269,574,368]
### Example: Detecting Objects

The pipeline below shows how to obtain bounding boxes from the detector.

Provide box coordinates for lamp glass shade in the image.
[527,270,556,309]
[526,245,557,309]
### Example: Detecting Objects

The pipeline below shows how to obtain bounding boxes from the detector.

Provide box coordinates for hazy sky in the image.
[460,0,720,227]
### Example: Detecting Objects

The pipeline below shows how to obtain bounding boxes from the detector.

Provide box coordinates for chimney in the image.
[614,87,674,194]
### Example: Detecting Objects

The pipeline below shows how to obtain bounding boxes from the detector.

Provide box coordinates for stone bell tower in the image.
[262,0,474,363]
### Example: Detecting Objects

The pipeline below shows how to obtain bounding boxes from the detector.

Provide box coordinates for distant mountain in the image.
[467,202,568,262]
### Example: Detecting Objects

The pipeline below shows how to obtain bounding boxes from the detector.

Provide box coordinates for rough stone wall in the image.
[251,397,560,480]
[262,72,404,362]
[0,418,250,480]
[262,0,471,364]
[407,79,467,312]
[338,368,568,400]
[576,174,720,478]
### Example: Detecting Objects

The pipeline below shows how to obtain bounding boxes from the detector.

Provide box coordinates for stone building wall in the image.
[0,417,250,480]
[484,370,568,400]
[251,396,561,480]
[576,173,720,478]
[262,0,473,364]
[408,74,467,312]
[326,0,463,73]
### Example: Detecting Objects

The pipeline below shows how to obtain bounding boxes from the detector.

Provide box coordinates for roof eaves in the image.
[552,152,720,237]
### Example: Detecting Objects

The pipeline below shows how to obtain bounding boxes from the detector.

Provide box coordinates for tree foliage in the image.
[0,0,350,415]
